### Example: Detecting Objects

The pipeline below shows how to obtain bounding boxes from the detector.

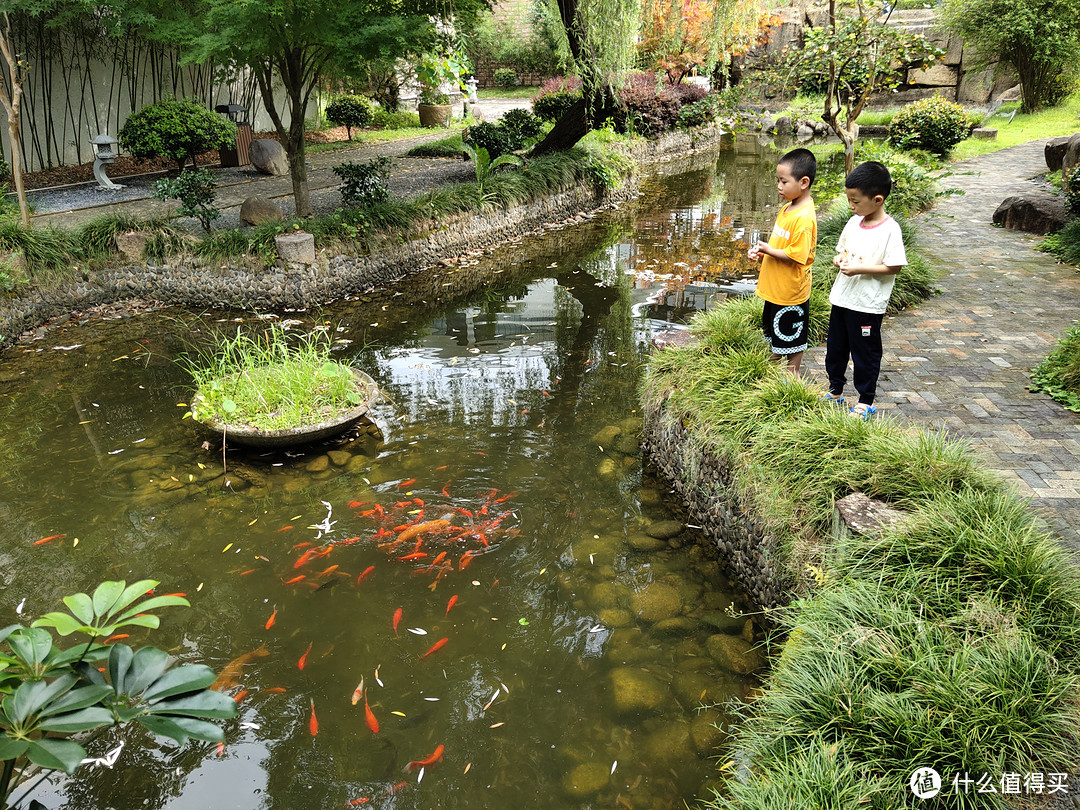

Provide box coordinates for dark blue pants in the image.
[825,306,885,405]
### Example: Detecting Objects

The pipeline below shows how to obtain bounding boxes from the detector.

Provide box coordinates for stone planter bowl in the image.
[190,368,378,449]
[418,103,453,128]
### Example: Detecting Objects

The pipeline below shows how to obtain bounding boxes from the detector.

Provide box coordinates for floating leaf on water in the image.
[391,711,406,717]
[464,763,472,774]
[424,697,440,702]
[222,543,233,553]
[489,722,504,728]
[611,761,617,774]
[408,628,428,635]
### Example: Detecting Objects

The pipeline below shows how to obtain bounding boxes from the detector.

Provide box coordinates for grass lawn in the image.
[305,122,471,156]
[477,86,538,100]
[951,92,1080,159]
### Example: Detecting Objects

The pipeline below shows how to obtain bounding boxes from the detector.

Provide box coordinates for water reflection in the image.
[0,135,784,810]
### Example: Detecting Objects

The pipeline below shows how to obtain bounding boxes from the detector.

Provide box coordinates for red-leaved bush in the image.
[532,75,583,123]
[614,72,681,137]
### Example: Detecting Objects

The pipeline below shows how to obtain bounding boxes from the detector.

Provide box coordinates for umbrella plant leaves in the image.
[37,706,114,734]
[26,738,86,774]
[141,665,216,702]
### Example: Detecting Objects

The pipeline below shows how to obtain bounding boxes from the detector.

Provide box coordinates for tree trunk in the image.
[6,115,30,227]
[287,114,311,218]
[531,92,620,155]
[0,15,30,228]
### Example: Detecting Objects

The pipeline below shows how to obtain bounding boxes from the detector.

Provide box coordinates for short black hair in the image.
[779,148,817,187]
[845,161,892,199]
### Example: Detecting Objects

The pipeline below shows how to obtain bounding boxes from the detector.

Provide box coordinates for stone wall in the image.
[752,4,1019,106]
[641,408,791,612]
[0,124,729,351]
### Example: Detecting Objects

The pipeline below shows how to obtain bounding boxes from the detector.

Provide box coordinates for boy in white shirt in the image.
[824,161,908,419]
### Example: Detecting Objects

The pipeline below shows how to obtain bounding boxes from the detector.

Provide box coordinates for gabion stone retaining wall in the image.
[0,124,729,351]
[642,407,791,613]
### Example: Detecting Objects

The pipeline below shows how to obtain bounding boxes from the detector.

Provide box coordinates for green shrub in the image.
[325,95,378,140]
[407,134,465,158]
[493,68,518,87]
[1039,217,1080,266]
[1031,319,1080,412]
[333,157,391,207]
[119,99,237,171]
[372,109,421,130]
[676,93,726,128]
[532,76,582,123]
[463,111,543,159]
[1063,163,1080,217]
[888,95,971,155]
[499,108,544,144]
[0,249,26,293]
[152,169,221,232]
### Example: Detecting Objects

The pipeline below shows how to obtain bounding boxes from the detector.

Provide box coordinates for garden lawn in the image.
[951,92,1080,159]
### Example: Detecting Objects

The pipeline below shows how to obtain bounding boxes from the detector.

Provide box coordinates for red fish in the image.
[459,551,478,570]
[345,799,371,807]
[392,608,402,636]
[216,742,226,756]
[419,638,448,660]
[386,782,407,795]
[445,595,458,616]
[104,633,129,643]
[277,525,294,532]
[428,552,448,569]
[364,690,379,733]
[292,541,311,549]
[284,575,306,585]
[239,568,257,576]
[435,465,448,471]
[233,690,248,703]
[33,534,65,546]
[493,492,517,503]
[298,641,313,670]
[356,566,375,585]
[442,481,451,497]
[316,564,339,577]
[404,744,444,772]
[397,479,417,489]
[398,520,450,542]
[309,699,319,736]
[265,607,278,630]
[262,686,287,694]
[394,501,412,508]
[397,552,427,561]
[348,500,370,509]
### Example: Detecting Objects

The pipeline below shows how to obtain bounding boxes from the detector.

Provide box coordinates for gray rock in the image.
[114,231,150,262]
[774,115,792,134]
[249,138,289,176]
[275,232,316,265]
[796,124,814,140]
[1044,135,1073,171]
[992,193,1069,235]
[971,128,997,140]
[1063,132,1080,177]
[705,633,767,675]
[240,196,284,226]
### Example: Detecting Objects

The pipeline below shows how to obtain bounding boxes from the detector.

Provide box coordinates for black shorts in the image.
[761,299,809,355]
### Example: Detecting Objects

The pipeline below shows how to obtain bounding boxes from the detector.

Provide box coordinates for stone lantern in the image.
[90,134,125,190]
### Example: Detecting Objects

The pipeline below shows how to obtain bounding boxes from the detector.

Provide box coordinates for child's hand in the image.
[747,241,768,262]
[833,254,843,268]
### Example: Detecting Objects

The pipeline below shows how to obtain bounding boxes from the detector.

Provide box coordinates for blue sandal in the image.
[821,393,845,406]
[849,403,876,420]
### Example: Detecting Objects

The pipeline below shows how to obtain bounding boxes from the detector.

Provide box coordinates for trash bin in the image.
[216,103,251,167]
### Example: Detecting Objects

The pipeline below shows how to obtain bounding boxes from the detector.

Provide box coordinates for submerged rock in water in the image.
[645,520,683,540]
[706,633,767,675]
[610,667,667,714]
[631,582,682,622]
[562,762,611,798]
[626,533,666,552]
[637,488,662,506]
[671,669,743,711]
[615,433,639,455]
[591,425,622,446]
[643,721,694,765]
[327,449,351,466]
[305,454,330,473]
[690,708,729,754]
[697,609,746,635]
[652,616,697,636]
[597,458,617,476]
[597,608,633,627]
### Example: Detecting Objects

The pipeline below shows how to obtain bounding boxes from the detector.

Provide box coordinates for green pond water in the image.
[0,136,783,810]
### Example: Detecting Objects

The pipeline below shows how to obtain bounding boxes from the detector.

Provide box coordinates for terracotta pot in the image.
[418,103,453,128]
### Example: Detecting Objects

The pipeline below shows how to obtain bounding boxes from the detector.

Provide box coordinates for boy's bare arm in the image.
[834,255,903,276]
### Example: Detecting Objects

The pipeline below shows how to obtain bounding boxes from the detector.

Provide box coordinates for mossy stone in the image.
[598,458,618,476]
[562,762,611,798]
[652,616,697,636]
[630,582,682,622]
[706,633,768,675]
[643,721,694,764]
[697,610,746,635]
[610,667,667,714]
[690,708,728,754]
[626,533,666,551]
[646,520,683,540]
[591,425,622,446]
[597,608,633,627]
[327,449,351,466]
[637,488,662,506]
[305,454,330,473]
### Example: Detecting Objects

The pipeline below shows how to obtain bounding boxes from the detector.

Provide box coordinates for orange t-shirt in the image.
[755,199,816,306]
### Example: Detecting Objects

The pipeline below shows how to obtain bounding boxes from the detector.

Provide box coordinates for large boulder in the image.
[240,196,284,226]
[992,193,1069,235]
[249,138,289,176]
[1063,133,1080,178]
[1045,135,1074,172]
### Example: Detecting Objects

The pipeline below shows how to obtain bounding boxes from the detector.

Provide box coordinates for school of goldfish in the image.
[202,476,520,807]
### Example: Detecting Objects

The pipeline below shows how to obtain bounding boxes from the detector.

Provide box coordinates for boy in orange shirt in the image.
[747,148,817,377]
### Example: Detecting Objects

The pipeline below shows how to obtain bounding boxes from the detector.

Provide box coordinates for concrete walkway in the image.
[807,141,1080,547]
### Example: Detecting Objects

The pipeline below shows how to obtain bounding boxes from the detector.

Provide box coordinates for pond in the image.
[0,135,783,810]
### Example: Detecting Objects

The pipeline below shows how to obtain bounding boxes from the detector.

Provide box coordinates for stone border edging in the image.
[0,124,729,351]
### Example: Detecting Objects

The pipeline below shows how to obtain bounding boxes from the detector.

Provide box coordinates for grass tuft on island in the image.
[185,325,366,432]
[642,221,1080,807]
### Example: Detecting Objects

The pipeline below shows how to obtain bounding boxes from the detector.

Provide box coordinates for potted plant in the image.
[183,325,378,448]
[415,51,469,128]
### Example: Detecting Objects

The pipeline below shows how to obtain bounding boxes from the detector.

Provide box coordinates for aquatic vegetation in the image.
[185,324,368,431]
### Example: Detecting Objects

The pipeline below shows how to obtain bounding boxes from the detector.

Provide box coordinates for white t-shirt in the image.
[829,215,908,314]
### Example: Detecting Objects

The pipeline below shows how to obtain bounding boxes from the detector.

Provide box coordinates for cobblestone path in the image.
[807,140,1080,547]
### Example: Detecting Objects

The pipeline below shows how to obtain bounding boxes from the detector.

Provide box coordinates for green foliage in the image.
[333,157,392,207]
[1031,319,1080,412]
[152,169,221,233]
[532,75,582,122]
[1039,217,1080,267]
[0,251,26,294]
[1063,163,1080,217]
[372,109,422,129]
[461,143,523,200]
[463,110,543,158]
[613,72,681,137]
[676,89,739,128]
[888,95,971,155]
[407,134,465,157]
[941,0,1080,112]
[325,95,379,139]
[465,0,567,79]
[0,580,234,806]
[493,68,518,87]
[186,324,370,430]
[119,99,237,172]
[0,220,77,273]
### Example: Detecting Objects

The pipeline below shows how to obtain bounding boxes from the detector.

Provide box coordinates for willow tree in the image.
[530,0,638,154]
[638,0,761,86]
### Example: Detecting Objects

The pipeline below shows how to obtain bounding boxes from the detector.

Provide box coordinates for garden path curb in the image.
[806,141,1080,549]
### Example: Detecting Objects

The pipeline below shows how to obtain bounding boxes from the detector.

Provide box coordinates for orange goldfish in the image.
[404,744,444,772]
[397,479,417,489]
[356,566,375,585]
[364,689,379,734]
[309,699,318,736]
[298,641,313,670]
[33,534,65,546]
[397,520,450,543]
[419,638,448,660]
[265,607,278,630]
[210,644,270,691]
[445,595,458,616]
[392,608,402,636]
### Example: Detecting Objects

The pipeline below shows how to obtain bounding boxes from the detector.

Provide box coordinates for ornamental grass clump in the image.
[187,325,365,431]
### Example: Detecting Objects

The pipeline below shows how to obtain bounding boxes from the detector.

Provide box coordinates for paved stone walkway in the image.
[807,140,1080,548]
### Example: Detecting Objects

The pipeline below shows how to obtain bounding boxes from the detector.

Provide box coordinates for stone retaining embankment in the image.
[0,124,728,351]
[642,409,790,612]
